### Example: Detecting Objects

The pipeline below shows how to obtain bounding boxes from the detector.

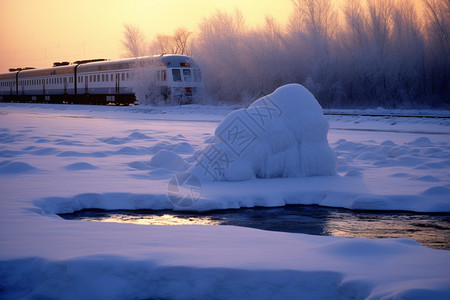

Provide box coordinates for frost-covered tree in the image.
[192,9,249,103]
[288,0,337,55]
[149,27,193,55]
[121,24,147,58]
[174,0,450,108]
[422,0,450,106]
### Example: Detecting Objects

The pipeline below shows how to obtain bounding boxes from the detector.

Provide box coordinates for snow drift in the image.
[0,102,449,300]
[189,84,336,181]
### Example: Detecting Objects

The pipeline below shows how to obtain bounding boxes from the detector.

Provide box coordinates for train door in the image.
[63,77,68,94]
[115,73,120,94]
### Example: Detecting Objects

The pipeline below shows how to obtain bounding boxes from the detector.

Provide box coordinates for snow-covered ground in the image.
[1,100,449,299]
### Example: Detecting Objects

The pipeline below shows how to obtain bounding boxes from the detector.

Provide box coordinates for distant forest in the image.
[124,0,449,108]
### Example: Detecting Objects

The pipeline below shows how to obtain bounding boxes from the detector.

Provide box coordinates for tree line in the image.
[122,0,449,108]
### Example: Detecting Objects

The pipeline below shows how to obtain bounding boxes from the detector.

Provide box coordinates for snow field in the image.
[0,97,449,299]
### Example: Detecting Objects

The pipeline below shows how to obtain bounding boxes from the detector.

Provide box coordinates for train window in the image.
[194,69,202,82]
[102,74,105,82]
[121,73,125,81]
[172,69,181,82]
[126,73,129,80]
[183,69,192,82]
[97,75,100,82]
[110,74,113,81]
[90,75,92,82]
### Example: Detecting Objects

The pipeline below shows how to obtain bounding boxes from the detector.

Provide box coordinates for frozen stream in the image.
[60,205,450,250]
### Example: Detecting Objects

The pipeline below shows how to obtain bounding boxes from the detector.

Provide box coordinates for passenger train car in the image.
[0,55,202,105]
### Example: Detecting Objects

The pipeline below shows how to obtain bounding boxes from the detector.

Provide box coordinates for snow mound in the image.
[0,160,37,174]
[63,162,98,171]
[189,84,336,181]
[150,150,189,171]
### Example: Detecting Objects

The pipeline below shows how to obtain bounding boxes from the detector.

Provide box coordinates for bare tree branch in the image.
[121,24,147,57]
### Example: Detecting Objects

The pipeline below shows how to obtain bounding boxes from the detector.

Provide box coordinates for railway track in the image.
[324,112,450,119]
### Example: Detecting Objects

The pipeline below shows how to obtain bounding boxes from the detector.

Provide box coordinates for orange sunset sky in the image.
[0,0,292,72]
[0,0,425,74]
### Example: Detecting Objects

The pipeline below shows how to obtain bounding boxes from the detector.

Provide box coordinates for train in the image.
[0,54,202,105]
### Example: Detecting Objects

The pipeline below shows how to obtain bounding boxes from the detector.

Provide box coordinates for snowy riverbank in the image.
[1,102,449,299]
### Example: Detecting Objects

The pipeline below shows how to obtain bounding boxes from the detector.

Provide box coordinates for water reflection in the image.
[59,205,450,250]
[84,212,222,226]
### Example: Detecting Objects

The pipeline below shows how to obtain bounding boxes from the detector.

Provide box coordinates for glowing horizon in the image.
[0,0,292,73]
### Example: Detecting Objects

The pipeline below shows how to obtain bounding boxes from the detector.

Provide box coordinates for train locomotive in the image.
[0,54,202,105]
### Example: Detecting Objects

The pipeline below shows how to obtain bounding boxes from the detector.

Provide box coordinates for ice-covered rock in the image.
[188,84,336,181]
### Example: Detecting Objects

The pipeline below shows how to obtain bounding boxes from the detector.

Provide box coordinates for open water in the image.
[60,205,450,250]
